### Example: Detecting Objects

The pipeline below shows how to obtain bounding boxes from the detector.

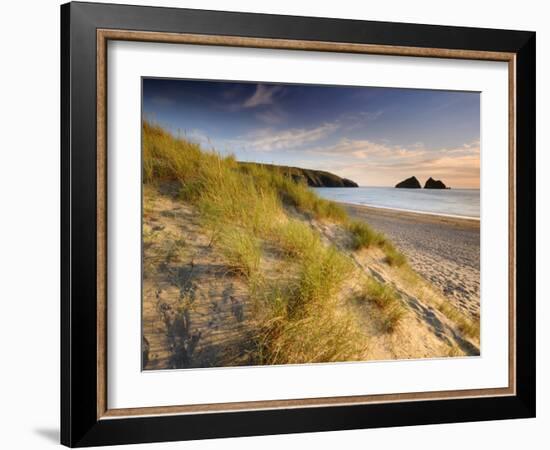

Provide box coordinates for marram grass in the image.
[143,121,413,363]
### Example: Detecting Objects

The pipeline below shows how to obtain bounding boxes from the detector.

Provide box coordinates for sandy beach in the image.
[343,203,480,319]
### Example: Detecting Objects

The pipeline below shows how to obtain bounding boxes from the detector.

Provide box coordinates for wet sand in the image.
[343,203,480,319]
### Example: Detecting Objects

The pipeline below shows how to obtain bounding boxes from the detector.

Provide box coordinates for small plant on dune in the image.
[252,237,366,364]
[267,172,348,222]
[142,225,159,250]
[178,179,205,202]
[258,303,367,365]
[311,198,348,222]
[436,300,480,340]
[395,266,480,342]
[195,156,283,235]
[447,343,464,357]
[219,228,262,279]
[343,215,407,268]
[346,220,386,250]
[382,241,407,267]
[381,304,406,333]
[163,237,187,264]
[293,245,353,315]
[256,278,367,365]
[272,220,321,258]
[346,218,408,270]
[143,121,206,184]
[359,277,406,332]
[362,277,397,308]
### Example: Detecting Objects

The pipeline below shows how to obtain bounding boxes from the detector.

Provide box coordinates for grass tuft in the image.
[272,220,321,259]
[219,228,261,279]
[256,279,367,365]
[266,172,348,221]
[345,219,407,269]
[253,235,363,364]
[436,301,480,339]
[294,245,353,312]
[359,277,406,333]
[395,266,480,341]
[382,241,407,267]
[346,220,386,250]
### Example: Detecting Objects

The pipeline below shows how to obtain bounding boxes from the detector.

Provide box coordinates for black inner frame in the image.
[61,2,536,447]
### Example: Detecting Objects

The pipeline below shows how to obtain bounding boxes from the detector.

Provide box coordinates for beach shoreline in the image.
[341,202,480,319]
[336,202,480,223]
[313,186,480,220]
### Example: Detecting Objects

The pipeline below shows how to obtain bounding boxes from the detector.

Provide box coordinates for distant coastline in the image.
[239,161,358,188]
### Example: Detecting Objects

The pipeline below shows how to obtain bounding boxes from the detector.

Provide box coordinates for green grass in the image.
[293,245,353,314]
[346,220,386,250]
[311,198,348,222]
[219,228,262,279]
[144,121,347,230]
[255,274,367,365]
[143,121,477,361]
[252,166,348,222]
[361,277,397,309]
[144,122,281,235]
[436,300,480,340]
[393,266,480,341]
[382,241,407,267]
[143,121,410,363]
[359,277,406,333]
[253,223,365,364]
[272,220,321,258]
[346,219,407,269]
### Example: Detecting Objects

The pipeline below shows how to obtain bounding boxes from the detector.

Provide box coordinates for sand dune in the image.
[142,185,479,370]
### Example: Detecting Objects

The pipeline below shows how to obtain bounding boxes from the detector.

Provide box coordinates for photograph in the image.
[141,78,481,370]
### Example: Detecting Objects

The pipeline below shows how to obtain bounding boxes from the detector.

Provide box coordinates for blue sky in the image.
[143,78,480,188]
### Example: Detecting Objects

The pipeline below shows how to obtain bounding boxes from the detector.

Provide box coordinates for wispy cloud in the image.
[300,139,480,187]
[340,110,384,130]
[307,138,426,160]
[228,122,340,152]
[226,108,383,151]
[221,85,245,101]
[255,108,286,125]
[243,85,284,108]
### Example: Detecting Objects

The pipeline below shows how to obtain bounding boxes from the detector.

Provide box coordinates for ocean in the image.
[314,187,480,219]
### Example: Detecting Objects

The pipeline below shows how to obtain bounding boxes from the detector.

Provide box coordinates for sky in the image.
[142,78,480,188]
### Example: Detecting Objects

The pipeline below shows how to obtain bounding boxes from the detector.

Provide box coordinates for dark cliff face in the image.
[395,176,421,189]
[424,177,447,189]
[298,172,359,188]
[240,162,359,188]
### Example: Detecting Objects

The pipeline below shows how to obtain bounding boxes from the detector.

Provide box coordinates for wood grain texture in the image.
[97,30,108,419]
[98,29,515,61]
[101,386,514,418]
[96,28,516,420]
[508,56,517,393]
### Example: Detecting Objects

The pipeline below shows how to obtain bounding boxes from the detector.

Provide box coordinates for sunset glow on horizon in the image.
[143,79,480,188]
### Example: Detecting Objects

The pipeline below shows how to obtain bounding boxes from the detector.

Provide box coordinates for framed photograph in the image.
[61,2,536,447]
